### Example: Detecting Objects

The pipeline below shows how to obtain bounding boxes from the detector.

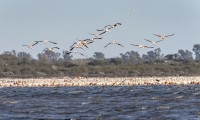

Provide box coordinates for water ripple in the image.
[0,85,200,119]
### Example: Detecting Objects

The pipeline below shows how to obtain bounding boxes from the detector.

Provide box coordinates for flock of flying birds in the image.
[22,40,59,52]
[22,22,175,57]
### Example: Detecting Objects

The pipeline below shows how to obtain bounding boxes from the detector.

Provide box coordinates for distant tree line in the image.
[0,44,200,77]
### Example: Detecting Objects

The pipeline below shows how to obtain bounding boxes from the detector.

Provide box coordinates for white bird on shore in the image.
[35,40,57,44]
[144,39,163,45]
[152,33,175,40]
[104,41,124,48]
[130,43,154,48]
[22,41,39,49]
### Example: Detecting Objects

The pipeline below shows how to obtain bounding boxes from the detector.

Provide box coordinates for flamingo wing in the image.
[130,43,138,46]
[104,25,112,28]
[104,42,111,48]
[99,31,107,35]
[52,47,60,49]
[96,29,104,31]
[49,41,57,44]
[116,43,124,47]
[165,33,175,37]
[155,40,163,43]
[32,41,39,46]
[153,33,161,37]
[144,39,152,43]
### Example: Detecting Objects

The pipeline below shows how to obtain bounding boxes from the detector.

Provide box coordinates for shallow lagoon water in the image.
[0,85,200,120]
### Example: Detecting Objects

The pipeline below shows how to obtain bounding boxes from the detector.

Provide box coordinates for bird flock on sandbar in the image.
[22,22,175,57]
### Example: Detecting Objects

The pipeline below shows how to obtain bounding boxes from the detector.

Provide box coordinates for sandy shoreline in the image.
[0,76,200,87]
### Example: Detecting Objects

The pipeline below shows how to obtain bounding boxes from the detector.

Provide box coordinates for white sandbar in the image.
[0,76,200,87]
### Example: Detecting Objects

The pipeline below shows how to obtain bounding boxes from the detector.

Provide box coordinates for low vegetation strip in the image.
[0,44,200,78]
[0,76,200,87]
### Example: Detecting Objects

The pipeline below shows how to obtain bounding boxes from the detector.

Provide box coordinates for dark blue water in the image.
[0,85,200,120]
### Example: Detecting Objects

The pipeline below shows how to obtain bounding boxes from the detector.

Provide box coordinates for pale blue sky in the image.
[0,0,200,59]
